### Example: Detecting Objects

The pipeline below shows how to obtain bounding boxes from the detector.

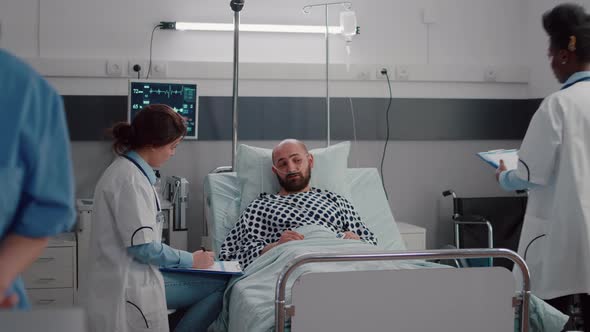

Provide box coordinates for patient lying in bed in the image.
[219,139,377,269]
[211,140,569,332]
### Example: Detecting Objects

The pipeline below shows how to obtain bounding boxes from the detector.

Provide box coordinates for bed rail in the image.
[275,248,530,332]
[211,166,233,174]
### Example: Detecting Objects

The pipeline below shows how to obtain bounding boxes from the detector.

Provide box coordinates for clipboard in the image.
[160,261,243,276]
[477,149,519,170]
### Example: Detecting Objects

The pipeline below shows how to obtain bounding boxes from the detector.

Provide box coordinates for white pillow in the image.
[236,141,352,213]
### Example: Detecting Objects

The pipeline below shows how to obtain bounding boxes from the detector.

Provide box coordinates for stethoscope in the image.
[122,155,162,246]
[520,74,590,260]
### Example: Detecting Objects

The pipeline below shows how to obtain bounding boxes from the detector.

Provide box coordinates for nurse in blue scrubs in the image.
[0,49,76,310]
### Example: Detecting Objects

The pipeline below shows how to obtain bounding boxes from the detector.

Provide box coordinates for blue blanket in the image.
[211,225,567,332]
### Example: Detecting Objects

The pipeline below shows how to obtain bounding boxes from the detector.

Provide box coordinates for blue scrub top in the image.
[0,49,76,309]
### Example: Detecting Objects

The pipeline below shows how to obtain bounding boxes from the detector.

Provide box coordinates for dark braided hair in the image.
[543,3,590,62]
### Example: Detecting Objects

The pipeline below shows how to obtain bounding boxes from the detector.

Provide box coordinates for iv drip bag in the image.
[340,11,357,39]
[340,11,357,71]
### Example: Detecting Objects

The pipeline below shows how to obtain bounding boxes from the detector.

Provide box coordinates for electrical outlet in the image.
[106,59,124,76]
[376,66,392,80]
[484,67,497,82]
[356,70,371,80]
[128,60,149,78]
[395,65,410,81]
[150,61,168,78]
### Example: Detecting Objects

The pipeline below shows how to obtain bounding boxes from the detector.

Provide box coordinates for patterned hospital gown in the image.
[219,188,377,268]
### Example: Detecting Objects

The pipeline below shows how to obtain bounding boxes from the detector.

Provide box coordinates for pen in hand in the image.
[193,247,215,269]
[201,247,215,259]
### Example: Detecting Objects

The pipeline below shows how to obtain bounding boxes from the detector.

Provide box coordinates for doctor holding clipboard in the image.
[83,104,227,332]
[494,3,590,327]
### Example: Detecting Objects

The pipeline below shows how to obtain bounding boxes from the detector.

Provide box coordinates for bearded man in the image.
[219,139,377,268]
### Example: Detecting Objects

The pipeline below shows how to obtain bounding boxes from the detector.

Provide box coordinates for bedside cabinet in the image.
[397,222,427,250]
[22,233,76,308]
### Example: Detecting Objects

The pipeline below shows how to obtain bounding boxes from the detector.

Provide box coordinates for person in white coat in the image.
[84,104,227,332]
[496,3,590,329]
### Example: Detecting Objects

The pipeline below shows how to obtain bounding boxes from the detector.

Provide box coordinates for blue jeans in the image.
[163,272,228,332]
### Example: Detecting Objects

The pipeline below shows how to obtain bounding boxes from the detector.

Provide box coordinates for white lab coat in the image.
[514,80,590,300]
[83,157,169,332]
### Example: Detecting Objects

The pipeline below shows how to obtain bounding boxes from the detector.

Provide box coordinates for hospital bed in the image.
[205,7,557,329]
[204,165,567,332]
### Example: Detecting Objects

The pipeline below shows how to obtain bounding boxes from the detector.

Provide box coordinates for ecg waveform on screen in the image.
[130,85,183,99]
[129,81,198,138]
[132,85,196,103]
[147,86,183,98]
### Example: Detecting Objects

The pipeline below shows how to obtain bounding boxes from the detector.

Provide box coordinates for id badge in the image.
[156,211,166,224]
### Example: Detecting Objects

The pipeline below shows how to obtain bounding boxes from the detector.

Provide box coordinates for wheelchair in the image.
[441,189,526,270]
[441,189,589,330]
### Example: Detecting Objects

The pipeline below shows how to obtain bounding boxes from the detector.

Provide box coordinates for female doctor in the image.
[496,3,590,325]
[84,104,227,332]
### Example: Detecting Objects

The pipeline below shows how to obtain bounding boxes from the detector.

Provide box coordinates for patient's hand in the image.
[193,250,215,269]
[278,230,305,244]
[261,230,304,255]
[343,231,360,240]
[495,159,507,182]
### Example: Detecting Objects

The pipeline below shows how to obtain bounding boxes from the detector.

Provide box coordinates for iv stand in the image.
[303,1,352,147]
[230,0,244,170]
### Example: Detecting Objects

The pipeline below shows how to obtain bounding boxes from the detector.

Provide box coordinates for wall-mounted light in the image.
[159,2,359,151]
[160,21,342,34]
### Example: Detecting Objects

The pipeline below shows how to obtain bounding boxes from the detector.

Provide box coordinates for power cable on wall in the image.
[146,24,163,79]
[426,23,431,64]
[379,69,393,200]
[422,8,435,65]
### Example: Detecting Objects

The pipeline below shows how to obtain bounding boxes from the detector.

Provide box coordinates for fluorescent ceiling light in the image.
[173,22,342,34]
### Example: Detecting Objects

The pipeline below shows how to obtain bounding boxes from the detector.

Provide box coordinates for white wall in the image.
[2,0,534,250]
[19,0,524,65]
[0,0,39,56]
[1,0,531,98]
